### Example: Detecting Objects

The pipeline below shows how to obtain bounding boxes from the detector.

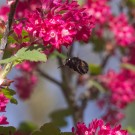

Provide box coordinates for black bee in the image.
[59,57,88,75]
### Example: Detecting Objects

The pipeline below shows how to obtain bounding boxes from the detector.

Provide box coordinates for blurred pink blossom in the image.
[73,119,128,135]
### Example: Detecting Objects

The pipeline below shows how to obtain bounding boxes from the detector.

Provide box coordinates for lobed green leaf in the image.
[0,47,47,64]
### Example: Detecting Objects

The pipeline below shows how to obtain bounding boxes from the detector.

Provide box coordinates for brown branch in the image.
[0,0,19,60]
[101,53,112,69]
[36,67,62,87]
[57,56,80,124]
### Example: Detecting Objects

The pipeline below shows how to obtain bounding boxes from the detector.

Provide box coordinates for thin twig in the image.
[0,0,19,60]
[101,53,112,69]
[36,67,62,87]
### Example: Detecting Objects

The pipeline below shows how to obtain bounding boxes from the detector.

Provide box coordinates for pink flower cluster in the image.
[15,61,37,99]
[0,93,9,125]
[85,0,111,24]
[13,0,95,51]
[15,74,37,99]
[73,119,128,135]
[102,107,125,126]
[100,69,135,108]
[16,61,37,72]
[15,0,41,18]
[109,14,135,46]
[0,6,10,21]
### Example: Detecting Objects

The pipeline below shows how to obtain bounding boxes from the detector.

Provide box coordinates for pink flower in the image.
[102,107,125,125]
[0,115,9,125]
[85,0,111,24]
[16,61,37,72]
[99,69,135,108]
[15,74,37,100]
[109,14,135,46]
[0,93,9,112]
[16,0,95,51]
[73,119,128,135]
[15,0,41,18]
[13,22,23,37]
[0,6,10,22]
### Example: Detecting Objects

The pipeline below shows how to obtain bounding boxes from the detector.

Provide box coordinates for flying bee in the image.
[59,57,88,75]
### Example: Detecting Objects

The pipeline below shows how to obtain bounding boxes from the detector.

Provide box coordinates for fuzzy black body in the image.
[65,57,88,74]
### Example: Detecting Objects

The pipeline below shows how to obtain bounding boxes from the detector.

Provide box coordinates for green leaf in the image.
[15,47,47,62]
[32,123,74,135]
[1,88,16,99]
[0,56,16,64]
[0,126,16,135]
[1,88,18,104]
[50,108,72,127]
[89,80,106,93]
[121,63,135,72]
[127,126,135,134]
[89,64,102,75]
[0,47,47,64]
[126,0,135,6]
[32,123,60,135]
[10,98,18,104]
[8,36,16,44]
[22,30,30,42]
[61,133,74,135]
[18,122,37,134]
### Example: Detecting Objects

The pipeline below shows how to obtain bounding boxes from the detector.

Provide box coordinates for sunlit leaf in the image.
[0,47,47,64]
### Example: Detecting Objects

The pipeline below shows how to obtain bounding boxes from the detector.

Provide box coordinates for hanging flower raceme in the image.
[0,93,9,125]
[99,69,135,108]
[109,14,135,46]
[15,61,38,100]
[15,73,37,100]
[13,0,95,51]
[73,119,128,135]
[85,0,111,24]
[16,61,37,72]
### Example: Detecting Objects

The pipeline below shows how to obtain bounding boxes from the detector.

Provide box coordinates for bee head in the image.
[65,58,71,63]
